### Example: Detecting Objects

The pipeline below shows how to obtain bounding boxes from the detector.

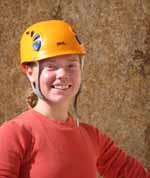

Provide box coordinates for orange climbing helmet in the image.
[20,20,86,64]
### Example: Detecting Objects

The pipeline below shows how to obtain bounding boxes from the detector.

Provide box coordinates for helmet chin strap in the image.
[80,56,85,71]
[73,56,85,127]
[30,57,85,128]
[31,56,85,100]
[30,61,45,100]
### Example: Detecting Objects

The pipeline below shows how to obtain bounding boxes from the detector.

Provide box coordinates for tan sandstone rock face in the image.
[0,0,150,172]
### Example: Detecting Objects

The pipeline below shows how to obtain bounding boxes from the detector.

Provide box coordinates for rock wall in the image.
[0,0,150,175]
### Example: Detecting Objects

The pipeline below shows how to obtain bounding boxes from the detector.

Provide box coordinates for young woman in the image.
[0,20,149,178]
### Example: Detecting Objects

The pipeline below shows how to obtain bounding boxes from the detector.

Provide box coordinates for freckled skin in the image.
[35,54,81,104]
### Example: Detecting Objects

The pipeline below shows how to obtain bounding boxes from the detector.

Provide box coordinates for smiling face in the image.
[34,54,81,105]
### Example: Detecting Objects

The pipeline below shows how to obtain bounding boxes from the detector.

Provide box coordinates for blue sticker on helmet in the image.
[33,40,41,51]
[33,34,40,41]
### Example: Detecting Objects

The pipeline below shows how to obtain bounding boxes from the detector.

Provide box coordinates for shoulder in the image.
[79,122,113,146]
[0,110,36,162]
[1,109,36,130]
[0,109,35,141]
[79,122,106,140]
[79,122,103,136]
[11,109,36,126]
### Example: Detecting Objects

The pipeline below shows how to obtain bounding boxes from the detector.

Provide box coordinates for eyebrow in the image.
[44,58,79,64]
[68,58,79,62]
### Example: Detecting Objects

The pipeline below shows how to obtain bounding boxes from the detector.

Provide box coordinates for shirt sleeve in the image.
[0,120,32,178]
[95,128,150,178]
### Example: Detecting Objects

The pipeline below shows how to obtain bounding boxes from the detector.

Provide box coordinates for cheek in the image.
[77,74,81,84]
[40,71,54,86]
[73,71,81,86]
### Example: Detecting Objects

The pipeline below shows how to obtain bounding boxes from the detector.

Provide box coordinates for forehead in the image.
[41,54,80,64]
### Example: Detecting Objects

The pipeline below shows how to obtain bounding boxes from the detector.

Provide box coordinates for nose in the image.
[56,67,69,80]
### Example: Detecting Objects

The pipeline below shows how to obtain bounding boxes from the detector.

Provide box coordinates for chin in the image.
[46,95,73,105]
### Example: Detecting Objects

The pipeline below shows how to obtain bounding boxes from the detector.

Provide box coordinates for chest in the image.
[23,127,98,178]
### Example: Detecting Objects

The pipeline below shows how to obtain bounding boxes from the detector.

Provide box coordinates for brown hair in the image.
[27,91,38,108]
[24,62,38,108]
[26,89,81,113]
[25,57,83,113]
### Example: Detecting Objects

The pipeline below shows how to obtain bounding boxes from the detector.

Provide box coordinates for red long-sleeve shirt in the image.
[0,109,149,178]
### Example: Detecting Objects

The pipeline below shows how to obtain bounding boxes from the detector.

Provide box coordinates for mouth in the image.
[51,84,72,90]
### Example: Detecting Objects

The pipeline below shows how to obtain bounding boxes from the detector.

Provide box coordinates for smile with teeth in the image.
[52,84,72,90]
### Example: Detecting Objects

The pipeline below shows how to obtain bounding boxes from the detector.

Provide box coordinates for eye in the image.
[46,64,57,70]
[68,62,79,69]
[69,64,76,68]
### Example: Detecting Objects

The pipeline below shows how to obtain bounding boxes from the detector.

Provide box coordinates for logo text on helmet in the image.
[56,41,66,46]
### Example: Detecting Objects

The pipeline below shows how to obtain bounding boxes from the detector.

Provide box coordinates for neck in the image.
[33,99,69,121]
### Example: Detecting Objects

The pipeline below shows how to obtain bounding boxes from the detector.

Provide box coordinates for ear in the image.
[22,65,35,83]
